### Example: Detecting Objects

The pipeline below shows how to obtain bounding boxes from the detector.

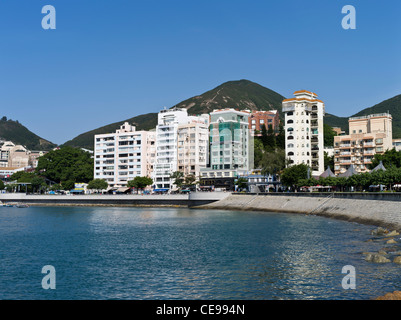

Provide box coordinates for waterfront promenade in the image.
[0,192,230,207]
[2,191,401,230]
[199,192,401,230]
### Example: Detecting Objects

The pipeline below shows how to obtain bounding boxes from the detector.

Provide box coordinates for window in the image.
[288,152,294,156]
[287,120,293,124]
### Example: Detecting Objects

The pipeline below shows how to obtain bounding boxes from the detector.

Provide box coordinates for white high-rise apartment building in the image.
[94,122,155,188]
[153,108,209,191]
[177,118,209,178]
[282,90,325,175]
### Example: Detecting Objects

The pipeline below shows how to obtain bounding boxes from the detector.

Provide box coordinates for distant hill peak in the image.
[0,118,56,151]
[172,79,285,115]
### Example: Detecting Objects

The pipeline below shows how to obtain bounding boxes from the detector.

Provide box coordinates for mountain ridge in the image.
[61,80,401,150]
[0,117,56,151]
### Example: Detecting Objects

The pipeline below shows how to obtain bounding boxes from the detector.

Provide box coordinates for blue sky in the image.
[0,0,400,144]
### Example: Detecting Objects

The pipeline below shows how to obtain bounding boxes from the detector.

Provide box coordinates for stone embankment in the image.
[0,191,230,207]
[199,193,401,230]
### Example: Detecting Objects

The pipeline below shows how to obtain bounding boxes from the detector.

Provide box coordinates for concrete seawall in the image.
[0,192,230,208]
[198,193,401,230]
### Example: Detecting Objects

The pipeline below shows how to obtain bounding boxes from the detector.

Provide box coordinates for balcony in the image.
[282,105,295,113]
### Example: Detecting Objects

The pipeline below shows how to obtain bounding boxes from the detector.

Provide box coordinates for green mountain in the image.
[352,94,401,138]
[62,79,401,150]
[0,117,56,151]
[63,80,286,149]
[324,94,401,138]
[63,112,159,150]
[324,113,349,133]
[173,79,285,114]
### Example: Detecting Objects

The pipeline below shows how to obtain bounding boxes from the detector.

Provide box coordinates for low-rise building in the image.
[333,113,393,175]
[249,110,279,135]
[0,141,30,168]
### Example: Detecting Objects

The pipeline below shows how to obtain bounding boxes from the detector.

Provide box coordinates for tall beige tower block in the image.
[282,90,325,176]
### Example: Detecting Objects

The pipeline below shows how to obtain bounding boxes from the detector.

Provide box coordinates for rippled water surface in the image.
[1,206,400,300]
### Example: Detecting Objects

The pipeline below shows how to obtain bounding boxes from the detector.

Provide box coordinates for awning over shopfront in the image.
[70,189,84,193]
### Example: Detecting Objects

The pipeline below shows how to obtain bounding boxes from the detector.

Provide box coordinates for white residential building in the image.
[94,122,155,188]
[283,90,325,175]
[153,108,209,191]
[177,117,209,178]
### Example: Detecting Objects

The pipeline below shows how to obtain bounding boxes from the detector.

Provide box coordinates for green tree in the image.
[62,180,75,191]
[127,176,153,193]
[280,164,309,189]
[324,124,337,147]
[31,176,46,193]
[87,179,108,192]
[275,122,285,150]
[261,125,268,147]
[235,177,248,190]
[170,171,184,189]
[324,152,334,170]
[0,180,5,190]
[5,183,17,193]
[9,171,27,181]
[264,124,276,151]
[253,138,264,168]
[184,174,196,186]
[260,149,286,176]
[370,149,401,169]
[50,183,62,191]
[36,146,93,184]
[334,177,347,192]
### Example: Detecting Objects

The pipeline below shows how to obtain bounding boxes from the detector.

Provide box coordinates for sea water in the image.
[0,206,400,300]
